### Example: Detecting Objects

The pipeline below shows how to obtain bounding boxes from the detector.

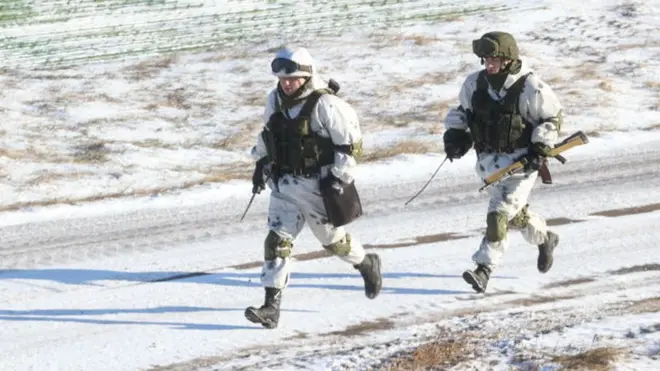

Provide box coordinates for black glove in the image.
[524,142,553,171]
[443,128,473,161]
[252,157,270,194]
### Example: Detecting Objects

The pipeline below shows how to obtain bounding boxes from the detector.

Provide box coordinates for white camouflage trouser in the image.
[260,174,366,289]
[472,171,548,270]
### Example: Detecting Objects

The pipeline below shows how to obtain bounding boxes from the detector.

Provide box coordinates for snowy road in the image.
[1,133,659,370]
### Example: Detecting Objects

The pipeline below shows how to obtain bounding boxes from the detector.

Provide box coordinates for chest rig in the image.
[261,89,346,177]
[467,70,533,153]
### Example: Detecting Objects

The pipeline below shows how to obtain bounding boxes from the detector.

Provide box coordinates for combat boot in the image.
[462,264,491,293]
[245,287,281,329]
[537,230,559,273]
[354,253,382,299]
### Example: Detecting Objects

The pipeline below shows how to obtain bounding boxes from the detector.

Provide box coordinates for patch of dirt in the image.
[545,217,585,226]
[591,203,660,217]
[324,318,396,337]
[364,232,466,249]
[504,294,579,307]
[608,263,660,275]
[231,250,331,270]
[542,277,597,289]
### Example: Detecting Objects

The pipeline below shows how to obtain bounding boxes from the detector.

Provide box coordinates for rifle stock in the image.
[479,131,589,192]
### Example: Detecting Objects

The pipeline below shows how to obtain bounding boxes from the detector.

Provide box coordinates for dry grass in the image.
[325,318,395,337]
[213,122,262,151]
[72,141,112,163]
[625,297,660,314]
[598,79,613,91]
[398,34,442,46]
[644,81,660,90]
[573,63,603,80]
[165,87,191,110]
[0,146,70,163]
[124,55,178,80]
[361,139,441,163]
[551,347,625,371]
[390,71,455,93]
[382,338,471,371]
[642,123,660,131]
[23,170,98,187]
[0,162,253,212]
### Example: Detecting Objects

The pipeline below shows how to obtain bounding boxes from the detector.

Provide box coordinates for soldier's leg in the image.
[293,177,380,298]
[507,187,559,273]
[245,191,305,329]
[260,191,305,289]
[465,172,539,292]
[509,204,547,245]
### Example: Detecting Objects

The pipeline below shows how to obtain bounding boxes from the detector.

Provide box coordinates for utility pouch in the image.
[320,177,363,227]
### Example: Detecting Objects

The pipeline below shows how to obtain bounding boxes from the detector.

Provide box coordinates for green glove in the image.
[531,142,553,157]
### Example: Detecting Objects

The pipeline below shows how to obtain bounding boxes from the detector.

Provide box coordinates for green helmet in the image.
[472,31,519,60]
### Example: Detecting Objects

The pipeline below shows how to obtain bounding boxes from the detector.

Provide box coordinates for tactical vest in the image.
[261,89,352,177]
[467,70,533,153]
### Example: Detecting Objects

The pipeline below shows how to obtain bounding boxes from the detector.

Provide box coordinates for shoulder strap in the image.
[298,88,332,118]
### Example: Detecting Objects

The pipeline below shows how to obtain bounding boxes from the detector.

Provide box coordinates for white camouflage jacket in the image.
[444,61,563,180]
[251,75,362,186]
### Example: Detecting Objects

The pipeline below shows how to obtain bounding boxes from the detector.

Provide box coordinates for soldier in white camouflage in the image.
[244,46,382,329]
[443,31,563,293]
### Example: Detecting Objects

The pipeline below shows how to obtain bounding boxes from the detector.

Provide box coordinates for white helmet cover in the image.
[271,47,315,78]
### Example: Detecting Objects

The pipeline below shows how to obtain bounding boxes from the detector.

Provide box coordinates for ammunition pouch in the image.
[320,176,363,227]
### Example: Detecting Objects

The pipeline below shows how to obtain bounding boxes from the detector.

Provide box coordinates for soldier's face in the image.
[278,77,307,96]
[484,57,510,74]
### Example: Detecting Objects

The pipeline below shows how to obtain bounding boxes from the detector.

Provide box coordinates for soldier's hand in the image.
[252,158,269,194]
[524,142,552,171]
[443,128,473,161]
[523,154,542,171]
[530,142,553,157]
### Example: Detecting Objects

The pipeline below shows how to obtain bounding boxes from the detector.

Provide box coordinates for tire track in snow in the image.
[1,144,659,270]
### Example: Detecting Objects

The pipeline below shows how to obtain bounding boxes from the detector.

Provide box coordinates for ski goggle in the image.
[271,58,312,75]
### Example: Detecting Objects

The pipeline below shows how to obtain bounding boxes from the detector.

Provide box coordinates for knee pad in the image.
[486,212,508,242]
[509,204,530,229]
[322,233,352,257]
[264,231,293,260]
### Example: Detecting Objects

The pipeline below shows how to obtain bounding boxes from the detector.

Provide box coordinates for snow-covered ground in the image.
[0,0,659,370]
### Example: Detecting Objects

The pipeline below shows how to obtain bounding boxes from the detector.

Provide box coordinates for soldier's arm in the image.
[251,90,277,161]
[316,95,361,184]
[525,76,563,147]
[444,73,478,130]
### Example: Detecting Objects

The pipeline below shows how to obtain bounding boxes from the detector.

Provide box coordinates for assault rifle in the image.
[478,131,589,192]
